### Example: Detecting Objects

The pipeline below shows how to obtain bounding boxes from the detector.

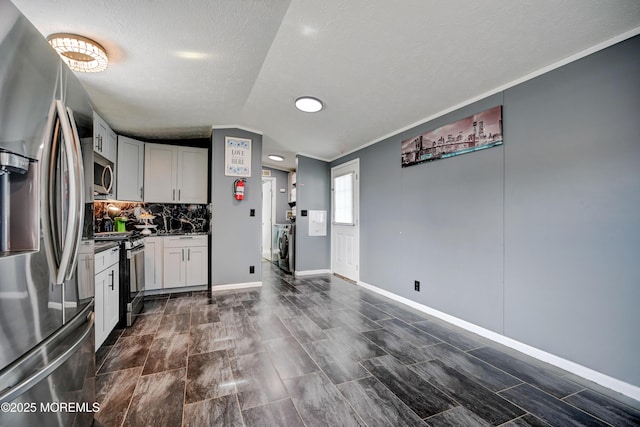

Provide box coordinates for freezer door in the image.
[0,304,95,427]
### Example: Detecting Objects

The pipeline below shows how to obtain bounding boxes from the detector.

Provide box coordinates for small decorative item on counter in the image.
[100,215,113,233]
[136,213,157,235]
[114,216,128,232]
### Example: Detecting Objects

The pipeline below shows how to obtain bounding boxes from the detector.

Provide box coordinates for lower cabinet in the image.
[95,247,120,349]
[144,236,164,291]
[162,235,208,288]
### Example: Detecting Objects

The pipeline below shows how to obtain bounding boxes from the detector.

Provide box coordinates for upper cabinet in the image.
[93,112,117,163]
[144,143,208,203]
[288,171,296,203]
[177,147,208,203]
[117,136,145,201]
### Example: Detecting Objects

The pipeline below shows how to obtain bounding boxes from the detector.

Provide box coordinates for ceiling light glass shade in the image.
[47,33,108,72]
[268,154,285,162]
[295,96,323,113]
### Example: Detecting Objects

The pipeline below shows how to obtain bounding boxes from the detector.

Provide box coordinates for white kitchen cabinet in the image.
[94,246,119,349]
[162,235,208,288]
[144,143,177,203]
[185,245,208,285]
[163,247,186,288]
[288,171,296,203]
[77,241,95,301]
[177,147,208,203]
[144,143,208,203]
[144,236,164,291]
[117,136,145,201]
[93,112,117,163]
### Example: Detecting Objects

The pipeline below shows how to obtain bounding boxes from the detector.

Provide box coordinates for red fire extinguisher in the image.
[233,179,246,200]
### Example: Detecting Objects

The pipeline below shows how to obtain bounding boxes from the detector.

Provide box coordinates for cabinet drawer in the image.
[163,235,207,248]
[95,247,120,273]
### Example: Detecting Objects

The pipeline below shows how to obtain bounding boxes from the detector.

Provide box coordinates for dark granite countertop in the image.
[95,241,120,253]
[149,232,210,237]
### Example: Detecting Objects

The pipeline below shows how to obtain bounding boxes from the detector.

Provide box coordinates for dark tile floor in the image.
[94,261,640,426]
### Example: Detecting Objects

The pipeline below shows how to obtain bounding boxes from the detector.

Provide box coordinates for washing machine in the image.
[272,224,283,262]
[277,223,295,273]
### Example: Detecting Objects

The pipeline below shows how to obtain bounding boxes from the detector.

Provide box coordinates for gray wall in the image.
[332,35,640,387]
[211,128,263,285]
[295,155,331,272]
[263,167,290,224]
[502,36,640,384]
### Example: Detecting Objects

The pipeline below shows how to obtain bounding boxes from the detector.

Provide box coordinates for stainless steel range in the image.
[95,232,145,326]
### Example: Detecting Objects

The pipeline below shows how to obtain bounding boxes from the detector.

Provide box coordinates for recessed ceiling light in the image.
[268,154,285,162]
[47,33,108,72]
[295,96,323,113]
[175,51,210,60]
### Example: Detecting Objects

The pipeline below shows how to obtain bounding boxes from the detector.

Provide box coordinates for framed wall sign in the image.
[225,137,252,177]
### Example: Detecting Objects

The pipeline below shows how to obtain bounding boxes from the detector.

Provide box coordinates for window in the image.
[333,172,354,225]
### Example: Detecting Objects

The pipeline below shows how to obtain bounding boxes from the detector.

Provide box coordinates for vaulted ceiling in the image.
[12,0,640,170]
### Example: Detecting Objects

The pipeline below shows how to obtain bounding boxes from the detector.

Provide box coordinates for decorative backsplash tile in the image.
[94,202,210,234]
[83,202,94,239]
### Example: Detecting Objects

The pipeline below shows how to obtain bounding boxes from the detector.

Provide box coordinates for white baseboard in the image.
[145,285,207,296]
[358,280,640,402]
[212,282,262,292]
[295,269,332,277]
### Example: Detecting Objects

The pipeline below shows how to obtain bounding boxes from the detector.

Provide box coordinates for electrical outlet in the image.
[414,280,420,291]
[250,266,255,274]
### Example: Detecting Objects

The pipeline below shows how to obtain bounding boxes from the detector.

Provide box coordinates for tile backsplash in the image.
[94,202,210,234]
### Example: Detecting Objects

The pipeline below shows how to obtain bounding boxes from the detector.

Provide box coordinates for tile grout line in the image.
[181,298,193,427]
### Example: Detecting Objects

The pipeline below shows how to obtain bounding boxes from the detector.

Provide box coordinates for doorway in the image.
[331,158,360,282]
[261,177,276,260]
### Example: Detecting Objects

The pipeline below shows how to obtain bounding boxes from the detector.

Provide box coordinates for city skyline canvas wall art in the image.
[401,105,503,167]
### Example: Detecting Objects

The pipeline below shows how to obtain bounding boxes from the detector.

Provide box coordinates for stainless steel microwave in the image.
[93,153,114,197]
[81,138,114,200]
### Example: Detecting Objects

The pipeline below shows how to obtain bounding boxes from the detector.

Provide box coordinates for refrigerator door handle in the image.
[0,302,94,403]
[40,100,62,283]
[64,106,85,280]
[52,100,79,285]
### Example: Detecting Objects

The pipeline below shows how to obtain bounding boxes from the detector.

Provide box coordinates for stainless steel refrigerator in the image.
[0,1,96,425]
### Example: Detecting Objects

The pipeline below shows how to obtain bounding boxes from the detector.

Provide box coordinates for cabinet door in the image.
[117,136,145,201]
[177,147,208,203]
[105,127,118,163]
[93,112,108,158]
[144,143,178,203]
[77,244,95,300]
[144,237,163,290]
[94,269,107,349]
[288,172,297,203]
[163,247,186,288]
[185,246,208,286]
[104,265,120,334]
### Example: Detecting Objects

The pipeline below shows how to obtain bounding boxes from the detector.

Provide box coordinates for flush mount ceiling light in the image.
[47,33,108,73]
[295,96,323,113]
[268,154,285,162]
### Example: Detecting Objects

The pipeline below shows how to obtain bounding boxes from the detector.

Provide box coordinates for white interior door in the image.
[331,159,359,282]
[262,178,275,260]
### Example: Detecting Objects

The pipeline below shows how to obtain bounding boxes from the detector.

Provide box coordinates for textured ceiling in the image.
[11,0,640,170]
